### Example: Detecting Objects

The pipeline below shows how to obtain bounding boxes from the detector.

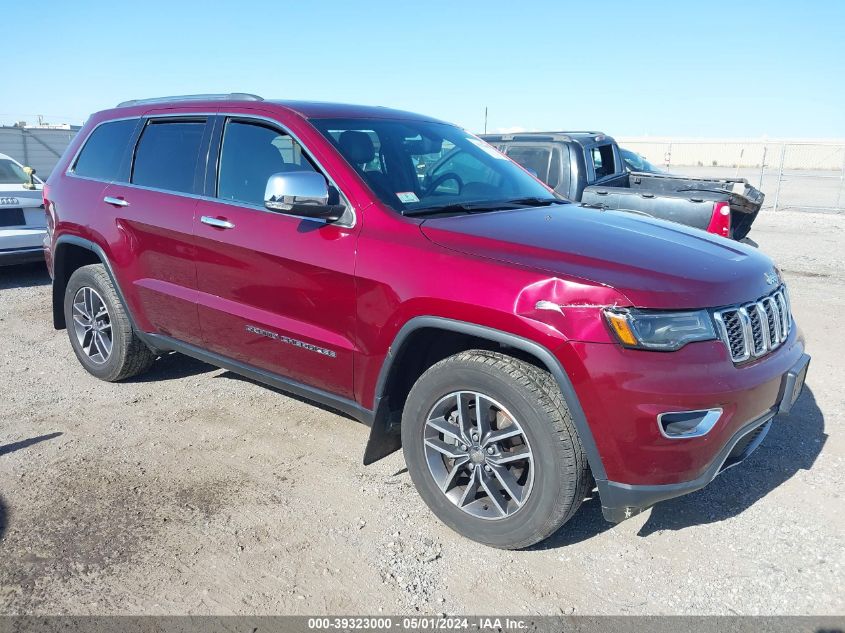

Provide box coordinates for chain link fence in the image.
[618,139,845,213]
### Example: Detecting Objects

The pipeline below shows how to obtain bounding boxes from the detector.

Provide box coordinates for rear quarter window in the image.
[72,119,138,181]
[131,120,206,194]
[590,144,616,179]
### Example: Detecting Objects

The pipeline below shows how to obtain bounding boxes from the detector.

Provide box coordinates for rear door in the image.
[102,114,211,345]
[192,114,358,398]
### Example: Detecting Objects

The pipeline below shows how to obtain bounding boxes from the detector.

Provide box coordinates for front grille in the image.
[713,286,791,363]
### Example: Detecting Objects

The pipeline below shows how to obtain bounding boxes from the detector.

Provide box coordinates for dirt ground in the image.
[0,210,843,616]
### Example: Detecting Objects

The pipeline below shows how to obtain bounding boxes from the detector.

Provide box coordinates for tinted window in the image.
[217,120,315,206]
[73,118,138,181]
[504,146,552,182]
[548,148,561,189]
[132,120,205,194]
[557,147,572,195]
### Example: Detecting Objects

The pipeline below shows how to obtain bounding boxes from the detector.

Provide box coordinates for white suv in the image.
[0,152,45,266]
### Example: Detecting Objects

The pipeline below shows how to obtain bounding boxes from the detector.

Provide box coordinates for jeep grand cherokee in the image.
[43,94,809,548]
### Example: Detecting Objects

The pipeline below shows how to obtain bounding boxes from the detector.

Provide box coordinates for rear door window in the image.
[504,145,552,183]
[131,119,206,194]
[72,118,138,181]
[590,144,616,180]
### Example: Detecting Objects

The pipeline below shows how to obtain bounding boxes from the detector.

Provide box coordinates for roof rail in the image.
[116,93,264,108]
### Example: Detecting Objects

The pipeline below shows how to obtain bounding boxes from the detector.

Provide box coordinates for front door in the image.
[193,116,358,398]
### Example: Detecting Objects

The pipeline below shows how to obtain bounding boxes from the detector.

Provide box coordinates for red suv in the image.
[44,94,809,549]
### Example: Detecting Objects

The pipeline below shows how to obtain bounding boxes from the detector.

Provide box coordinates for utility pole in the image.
[484,107,488,135]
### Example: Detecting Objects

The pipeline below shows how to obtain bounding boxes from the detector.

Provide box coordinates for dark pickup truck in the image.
[481,132,764,241]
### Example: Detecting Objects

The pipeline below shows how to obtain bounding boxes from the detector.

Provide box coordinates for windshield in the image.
[620,148,664,173]
[311,118,558,215]
[0,159,31,185]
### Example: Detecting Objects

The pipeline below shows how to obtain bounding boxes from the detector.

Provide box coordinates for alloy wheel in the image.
[423,391,534,520]
[72,286,113,365]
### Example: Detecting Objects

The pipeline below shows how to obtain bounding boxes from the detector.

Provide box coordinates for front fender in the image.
[362,316,607,484]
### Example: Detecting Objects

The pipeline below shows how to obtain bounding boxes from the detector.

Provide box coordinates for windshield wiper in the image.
[501,196,567,207]
[404,202,510,217]
[404,197,566,217]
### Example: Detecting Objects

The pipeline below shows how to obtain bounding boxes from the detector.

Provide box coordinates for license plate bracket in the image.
[778,354,810,414]
[0,208,26,227]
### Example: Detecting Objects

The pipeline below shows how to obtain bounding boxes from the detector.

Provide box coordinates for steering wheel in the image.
[424,172,464,196]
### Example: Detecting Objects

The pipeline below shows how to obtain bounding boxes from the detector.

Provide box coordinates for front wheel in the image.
[401,350,590,549]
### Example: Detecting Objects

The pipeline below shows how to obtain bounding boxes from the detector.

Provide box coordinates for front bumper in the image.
[598,407,773,522]
[557,328,808,522]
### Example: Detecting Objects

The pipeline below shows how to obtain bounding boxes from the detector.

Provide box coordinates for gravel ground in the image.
[0,210,843,616]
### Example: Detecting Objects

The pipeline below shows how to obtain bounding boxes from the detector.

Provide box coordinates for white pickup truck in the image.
[0,152,45,266]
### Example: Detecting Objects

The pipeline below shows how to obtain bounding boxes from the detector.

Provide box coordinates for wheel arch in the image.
[362,316,607,482]
[51,236,150,348]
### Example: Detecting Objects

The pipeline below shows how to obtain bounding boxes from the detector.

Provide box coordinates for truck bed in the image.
[581,172,764,240]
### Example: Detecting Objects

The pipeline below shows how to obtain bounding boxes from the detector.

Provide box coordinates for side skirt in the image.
[143,333,375,427]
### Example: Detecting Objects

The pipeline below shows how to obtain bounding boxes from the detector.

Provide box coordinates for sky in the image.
[3,0,844,138]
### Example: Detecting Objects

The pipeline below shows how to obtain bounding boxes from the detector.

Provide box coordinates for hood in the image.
[420,204,779,309]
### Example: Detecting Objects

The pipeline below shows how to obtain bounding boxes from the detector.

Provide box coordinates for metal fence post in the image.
[837,147,845,210]
[758,145,767,189]
[773,144,786,212]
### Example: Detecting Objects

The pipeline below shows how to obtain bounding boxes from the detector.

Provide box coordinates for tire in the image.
[63,264,156,382]
[401,350,590,549]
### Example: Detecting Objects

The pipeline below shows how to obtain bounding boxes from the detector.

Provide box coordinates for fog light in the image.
[658,408,722,439]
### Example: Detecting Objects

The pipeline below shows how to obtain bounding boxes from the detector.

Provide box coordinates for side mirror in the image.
[264,171,345,221]
[22,166,37,190]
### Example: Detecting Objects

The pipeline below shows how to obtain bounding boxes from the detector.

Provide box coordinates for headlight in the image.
[603,308,716,351]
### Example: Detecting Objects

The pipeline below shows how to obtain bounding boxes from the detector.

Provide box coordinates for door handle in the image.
[201,216,235,229]
[103,196,129,207]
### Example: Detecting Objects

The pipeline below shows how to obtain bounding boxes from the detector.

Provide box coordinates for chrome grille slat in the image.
[744,304,766,354]
[763,297,781,345]
[714,286,792,364]
[776,290,790,335]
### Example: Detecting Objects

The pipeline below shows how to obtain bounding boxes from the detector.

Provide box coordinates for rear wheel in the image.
[64,264,156,381]
[402,350,590,549]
